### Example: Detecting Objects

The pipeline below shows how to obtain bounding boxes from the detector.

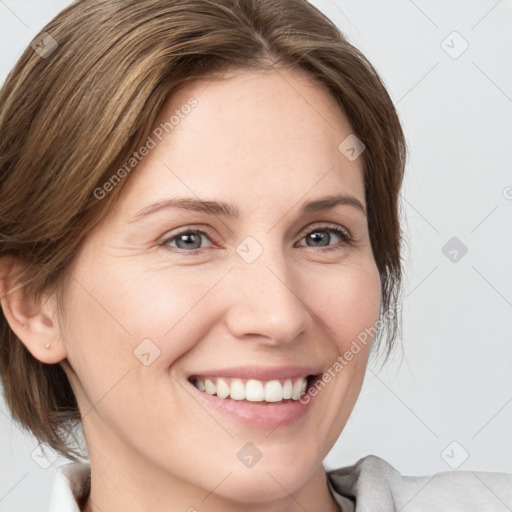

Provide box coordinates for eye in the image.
[160,228,215,251]
[296,224,353,250]
[159,224,354,254]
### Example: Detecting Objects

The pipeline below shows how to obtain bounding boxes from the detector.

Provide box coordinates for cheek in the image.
[306,260,381,351]
[63,257,229,376]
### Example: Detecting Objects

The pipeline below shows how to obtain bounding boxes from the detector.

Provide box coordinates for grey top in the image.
[47,454,512,511]
[326,455,512,511]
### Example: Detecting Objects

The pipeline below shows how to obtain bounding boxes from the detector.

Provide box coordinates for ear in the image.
[0,256,67,364]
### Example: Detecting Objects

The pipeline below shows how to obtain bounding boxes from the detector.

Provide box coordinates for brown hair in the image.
[0,0,406,461]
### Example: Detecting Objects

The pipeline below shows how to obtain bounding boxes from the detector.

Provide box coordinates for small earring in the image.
[45,343,51,349]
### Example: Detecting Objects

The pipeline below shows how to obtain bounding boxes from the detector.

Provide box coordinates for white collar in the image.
[47,462,91,512]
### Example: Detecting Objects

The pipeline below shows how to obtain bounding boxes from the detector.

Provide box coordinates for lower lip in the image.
[187,380,316,429]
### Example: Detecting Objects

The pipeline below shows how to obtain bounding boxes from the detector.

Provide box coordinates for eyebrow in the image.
[129,193,366,223]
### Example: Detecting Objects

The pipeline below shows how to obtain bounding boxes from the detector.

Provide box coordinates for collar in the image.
[47,462,91,512]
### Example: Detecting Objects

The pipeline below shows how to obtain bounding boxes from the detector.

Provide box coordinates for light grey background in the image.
[1,1,511,511]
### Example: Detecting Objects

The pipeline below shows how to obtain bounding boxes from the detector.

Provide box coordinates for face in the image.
[57,68,381,506]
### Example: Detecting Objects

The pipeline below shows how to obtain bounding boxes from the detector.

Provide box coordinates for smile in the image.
[185,366,322,428]
[190,376,310,402]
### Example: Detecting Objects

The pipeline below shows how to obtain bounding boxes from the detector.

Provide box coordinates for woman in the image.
[0,1,510,511]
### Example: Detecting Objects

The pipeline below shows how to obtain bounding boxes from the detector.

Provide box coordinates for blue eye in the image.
[160,224,353,253]
[162,229,213,251]
[297,226,353,249]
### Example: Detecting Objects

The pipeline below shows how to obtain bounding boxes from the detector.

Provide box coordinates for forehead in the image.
[117,67,365,214]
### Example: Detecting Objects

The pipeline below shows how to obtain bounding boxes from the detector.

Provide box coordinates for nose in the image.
[223,246,309,345]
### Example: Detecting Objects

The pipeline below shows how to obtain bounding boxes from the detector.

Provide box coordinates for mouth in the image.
[188,374,319,403]
[187,367,322,431]
[184,367,323,428]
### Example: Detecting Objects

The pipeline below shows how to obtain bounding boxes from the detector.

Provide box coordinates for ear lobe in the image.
[0,257,67,364]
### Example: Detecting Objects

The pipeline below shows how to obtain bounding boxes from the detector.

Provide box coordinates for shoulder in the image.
[327,454,512,512]
[47,462,91,512]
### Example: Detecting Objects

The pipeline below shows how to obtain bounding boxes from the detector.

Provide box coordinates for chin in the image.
[211,445,320,504]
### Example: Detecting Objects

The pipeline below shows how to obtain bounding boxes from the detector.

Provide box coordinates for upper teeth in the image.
[193,377,308,402]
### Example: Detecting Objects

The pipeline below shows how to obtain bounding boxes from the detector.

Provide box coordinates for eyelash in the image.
[159,224,354,254]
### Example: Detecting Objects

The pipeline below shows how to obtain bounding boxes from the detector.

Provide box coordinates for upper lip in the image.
[188,365,323,381]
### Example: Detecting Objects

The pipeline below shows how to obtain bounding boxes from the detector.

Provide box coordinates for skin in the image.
[1,67,381,512]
